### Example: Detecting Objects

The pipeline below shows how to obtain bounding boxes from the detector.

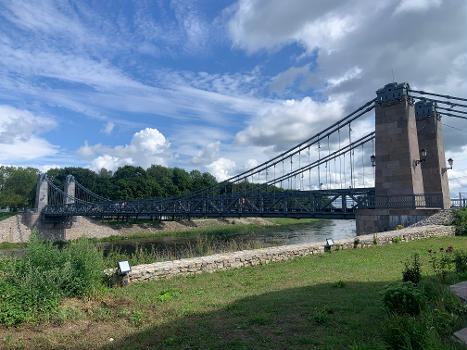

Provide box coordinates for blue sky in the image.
[0,0,466,194]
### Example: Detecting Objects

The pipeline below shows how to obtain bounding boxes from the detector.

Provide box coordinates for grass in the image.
[1,236,465,349]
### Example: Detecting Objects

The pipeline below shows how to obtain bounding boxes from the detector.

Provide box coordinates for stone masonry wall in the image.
[113,224,455,284]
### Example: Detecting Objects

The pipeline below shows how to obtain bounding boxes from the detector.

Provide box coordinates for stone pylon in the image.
[34,173,49,213]
[415,100,450,208]
[374,82,424,196]
[64,175,76,205]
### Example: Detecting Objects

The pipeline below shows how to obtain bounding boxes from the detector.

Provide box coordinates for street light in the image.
[414,149,428,167]
[442,158,453,174]
[370,154,376,167]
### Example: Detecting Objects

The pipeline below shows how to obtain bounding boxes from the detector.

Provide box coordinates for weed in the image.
[402,253,421,285]
[311,307,329,325]
[453,250,467,274]
[334,280,346,288]
[129,310,144,327]
[373,234,378,245]
[391,237,402,244]
[382,282,424,316]
[156,289,181,302]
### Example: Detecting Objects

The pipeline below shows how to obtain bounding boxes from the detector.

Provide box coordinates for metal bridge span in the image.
[36,82,465,222]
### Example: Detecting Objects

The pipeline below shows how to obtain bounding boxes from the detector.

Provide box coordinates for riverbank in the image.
[1,235,465,349]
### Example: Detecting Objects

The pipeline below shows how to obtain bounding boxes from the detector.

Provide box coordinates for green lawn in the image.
[1,236,466,349]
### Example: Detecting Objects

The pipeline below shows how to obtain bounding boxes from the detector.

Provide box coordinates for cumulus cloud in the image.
[77,128,170,171]
[192,141,221,166]
[394,0,443,15]
[235,96,346,151]
[0,105,58,162]
[206,157,236,181]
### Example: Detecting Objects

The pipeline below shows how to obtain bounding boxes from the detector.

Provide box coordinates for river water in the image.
[97,219,356,258]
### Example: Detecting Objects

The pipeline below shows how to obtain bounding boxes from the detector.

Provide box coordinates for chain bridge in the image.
[35,83,466,231]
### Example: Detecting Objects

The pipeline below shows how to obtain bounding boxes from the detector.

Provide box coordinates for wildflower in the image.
[428,249,432,253]
[440,247,444,251]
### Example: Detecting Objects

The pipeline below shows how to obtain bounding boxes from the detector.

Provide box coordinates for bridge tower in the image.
[64,175,76,205]
[34,173,49,213]
[374,82,424,196]
[415,100,450,208]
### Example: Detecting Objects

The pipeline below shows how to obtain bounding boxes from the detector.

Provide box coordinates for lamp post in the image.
[414,149,428,167]
[370,154,376,167]
[442,158,453,174]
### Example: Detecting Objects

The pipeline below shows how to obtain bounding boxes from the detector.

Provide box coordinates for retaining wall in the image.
[113,224,455,284]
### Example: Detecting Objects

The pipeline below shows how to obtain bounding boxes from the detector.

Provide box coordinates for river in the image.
[97,219,356,259]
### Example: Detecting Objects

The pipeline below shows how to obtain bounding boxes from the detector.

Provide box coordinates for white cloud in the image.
[394,0,443,15]
[102,122,115,135]
[78,128,171,171]
[192,141,221,166]
[0,105,58,162]
[206,157,236,181]
[235,96,346,151]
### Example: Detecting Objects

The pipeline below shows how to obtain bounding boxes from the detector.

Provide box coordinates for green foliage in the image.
[428,247,454,281]
[452,208,467,236]
[453,250,467,274]
[0,166,39,210]
[392,237,402,244]
[383,278,467,350]
[0,232,105,325]
[402,254,422,285]
[156,289,181,302]
[382,282,424,316]
[334,280,346,288]
[129,310,144,327]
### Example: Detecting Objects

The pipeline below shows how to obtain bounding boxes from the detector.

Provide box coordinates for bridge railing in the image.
[451,198,467,208]
[366,193,444,209]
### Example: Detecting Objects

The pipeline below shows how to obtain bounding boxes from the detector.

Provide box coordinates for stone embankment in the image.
[409,209,454,227]
[112,224,455,285]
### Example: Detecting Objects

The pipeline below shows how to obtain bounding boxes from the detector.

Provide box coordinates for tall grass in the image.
[452,208,467,236]
[102,234,269,268]
[0,230,105,325]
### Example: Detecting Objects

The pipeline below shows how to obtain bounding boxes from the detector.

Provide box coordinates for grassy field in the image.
[1,236,465,349]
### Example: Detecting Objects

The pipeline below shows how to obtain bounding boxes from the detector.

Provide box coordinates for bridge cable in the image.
[408,89,467,102]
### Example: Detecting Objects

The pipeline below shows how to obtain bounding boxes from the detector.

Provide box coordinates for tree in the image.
[0,167,39,210]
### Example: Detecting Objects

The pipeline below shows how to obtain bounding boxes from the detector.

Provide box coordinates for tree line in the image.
[0,165,218,210]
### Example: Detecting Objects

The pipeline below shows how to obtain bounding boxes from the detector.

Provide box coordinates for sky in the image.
[0,0,466,196]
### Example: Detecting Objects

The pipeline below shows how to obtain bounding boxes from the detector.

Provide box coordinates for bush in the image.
[453,250,467,275]
[0,232,105,324]
[452,208,467,236]
[382,282,424,316]
[382,313,441,350]
[402,254,421,285]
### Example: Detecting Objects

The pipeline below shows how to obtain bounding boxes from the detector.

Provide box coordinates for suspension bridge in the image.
[35,82,466,232]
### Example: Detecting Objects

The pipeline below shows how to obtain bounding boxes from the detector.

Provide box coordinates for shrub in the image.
[0,232,105,325]
[382,282,424,316]
[452,208,467,236]
[402,254,421,285]
[427,247,454,281]
[382,313,441,350]
[62,238,105,297]
[453,250,467,275]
